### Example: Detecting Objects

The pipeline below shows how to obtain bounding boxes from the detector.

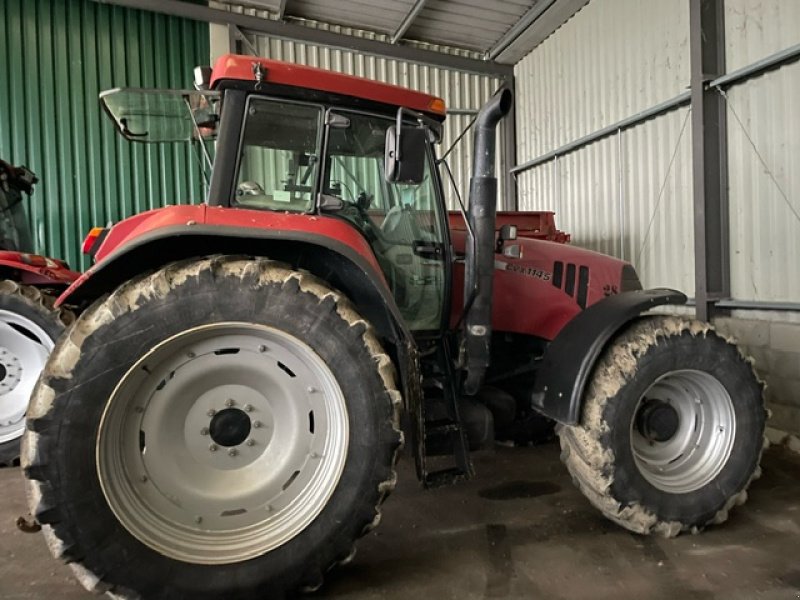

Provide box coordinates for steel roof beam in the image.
[277,0,288,21]
[390,0,427,44]
[93,0,513,77]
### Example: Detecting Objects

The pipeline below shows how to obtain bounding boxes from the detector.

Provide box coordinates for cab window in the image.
[234,98,322,212]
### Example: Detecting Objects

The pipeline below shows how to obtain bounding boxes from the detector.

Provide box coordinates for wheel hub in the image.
[209,407,252,447]
[0,313,53,445]
[630,369,736,494]
[636,399,680,442]
[0,350,22,394]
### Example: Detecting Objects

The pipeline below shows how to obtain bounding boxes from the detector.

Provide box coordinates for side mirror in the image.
[385,125,426,185]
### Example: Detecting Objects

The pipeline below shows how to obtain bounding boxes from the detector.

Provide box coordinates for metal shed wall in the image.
[514,0,694,294]
[0,0,209,271]
[724,0,800,303]
[223,5,507,210]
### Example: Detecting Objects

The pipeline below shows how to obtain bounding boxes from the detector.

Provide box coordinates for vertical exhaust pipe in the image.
[463,87,513,396]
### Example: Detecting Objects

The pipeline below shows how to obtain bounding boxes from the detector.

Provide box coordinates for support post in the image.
[690,0,729,321]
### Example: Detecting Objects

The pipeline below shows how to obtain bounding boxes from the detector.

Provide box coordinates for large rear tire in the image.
[0,281,72,466]
[23,257,403,598]
[559,316,766,537]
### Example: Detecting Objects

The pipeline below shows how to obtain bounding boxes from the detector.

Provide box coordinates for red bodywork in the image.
[448,211,571,244]
[63,204,629,344]
[211,54,446,118]
[0,251,78,286]
[449,230,628,341]
[58,205,387,306]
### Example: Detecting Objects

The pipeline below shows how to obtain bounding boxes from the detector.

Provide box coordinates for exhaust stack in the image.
[463,87,513,395]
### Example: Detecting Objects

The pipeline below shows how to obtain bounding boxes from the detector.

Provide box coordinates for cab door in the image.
[322,110,449,333]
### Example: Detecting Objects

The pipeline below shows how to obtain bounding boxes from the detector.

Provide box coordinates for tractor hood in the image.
[450,231,640,342]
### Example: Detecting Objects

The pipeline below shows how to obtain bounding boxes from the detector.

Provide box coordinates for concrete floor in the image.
[1,442,799,599]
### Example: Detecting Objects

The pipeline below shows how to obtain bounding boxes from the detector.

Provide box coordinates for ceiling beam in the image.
[93,0,512,77]
[390,0,427,44]
[491,0,589,63]
[488,0,557,60]
[276,0,288,20]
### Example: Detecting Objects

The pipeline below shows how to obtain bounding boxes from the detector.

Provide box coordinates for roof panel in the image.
[289,0,415,35]
[214,0,584,62]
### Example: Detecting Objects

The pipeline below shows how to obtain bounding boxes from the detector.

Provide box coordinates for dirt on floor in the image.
[1,442,799,599]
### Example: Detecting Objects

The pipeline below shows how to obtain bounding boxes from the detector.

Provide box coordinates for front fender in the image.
[530,288,688,425]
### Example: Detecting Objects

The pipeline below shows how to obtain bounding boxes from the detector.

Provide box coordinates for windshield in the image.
[100,88,220,142]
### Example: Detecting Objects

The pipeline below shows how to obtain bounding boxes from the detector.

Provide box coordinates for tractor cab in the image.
[99,57,454,335]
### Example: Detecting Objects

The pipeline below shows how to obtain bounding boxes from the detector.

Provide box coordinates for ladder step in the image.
[424,468,470,489]
[424,420,461,438]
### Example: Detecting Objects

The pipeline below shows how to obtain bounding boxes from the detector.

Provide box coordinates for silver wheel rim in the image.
[630,369,736,494]
[0,309,53,445]
[97,322,349,565]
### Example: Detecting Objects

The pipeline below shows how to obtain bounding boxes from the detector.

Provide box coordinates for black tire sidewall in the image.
[44,265,398,599]
[602,330,765,526]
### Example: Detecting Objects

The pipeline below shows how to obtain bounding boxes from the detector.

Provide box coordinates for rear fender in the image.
[530,289,688,425]
[59,226,411,347]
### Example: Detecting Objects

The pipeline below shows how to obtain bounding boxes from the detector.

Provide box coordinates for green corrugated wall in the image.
[0,0,210,271]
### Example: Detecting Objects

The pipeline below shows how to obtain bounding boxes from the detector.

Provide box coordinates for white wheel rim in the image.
[0,309,53,445]
[630,369,736,494]
[97,322,349,564]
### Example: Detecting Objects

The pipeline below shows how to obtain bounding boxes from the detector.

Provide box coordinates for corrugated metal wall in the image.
[0,0,209,271]
[724,0,800,302]
[222,5,505,210]
[514,0,694,295]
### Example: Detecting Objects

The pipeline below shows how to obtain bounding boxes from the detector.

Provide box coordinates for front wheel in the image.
[559,316,766,537]
[24,257,403,598]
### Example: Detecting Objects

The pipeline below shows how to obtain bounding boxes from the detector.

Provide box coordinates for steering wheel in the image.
[237,181,265,197]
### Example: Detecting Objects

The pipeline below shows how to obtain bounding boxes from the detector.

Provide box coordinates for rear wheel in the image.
[0,281,71,466]
[23,257,403,598]
[559,316,766,537]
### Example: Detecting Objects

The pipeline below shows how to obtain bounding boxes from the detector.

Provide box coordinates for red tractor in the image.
[0,160,76,465]
[23,56,765,599]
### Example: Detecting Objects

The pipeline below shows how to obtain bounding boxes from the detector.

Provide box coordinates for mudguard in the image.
[0,251,78,286]
[530,288,688,425]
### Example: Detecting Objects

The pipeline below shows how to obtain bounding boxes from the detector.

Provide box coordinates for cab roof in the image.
[210,54,446,118]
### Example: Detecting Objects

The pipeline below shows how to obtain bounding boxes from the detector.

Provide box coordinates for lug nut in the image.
[207,409,216,417]
[246,439,255,447]
[194,516,203,524]
[244,404,253,412]
[225,399,235,408]
[228,448,238,457]
[307,386,317,393]
[209,443,218,452]
[187,351,196,358]
[253,420,262,429]
[258,345,267,353]
[200,427,209,436]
